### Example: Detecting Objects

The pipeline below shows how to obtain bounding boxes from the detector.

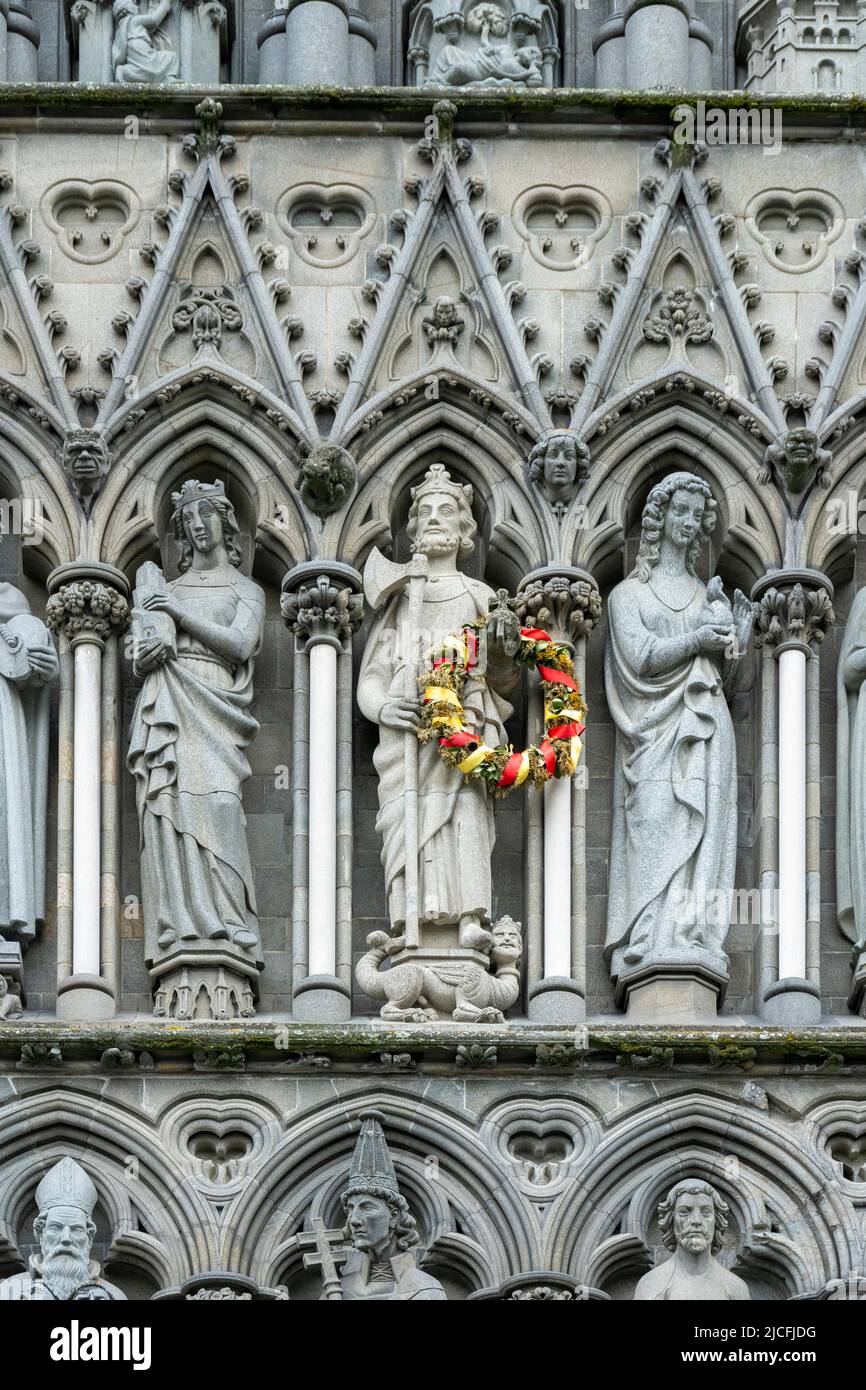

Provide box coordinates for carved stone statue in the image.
[527,428,590,516]
[0,582,57,983]
[425,6,544,87]
[300,1115,447,1300]
[422,295,465,364]
[0,973,22,1019]
[0,1158,126,1301]
[356,915,522,1022]
[836,585,866,959]
[61,429,111,505]
[297,441,356,517]
[356,463,520,954]
[605,472,755,998]
[112,0,180,84]
[634,1178,750,1301]
[759,427,831,494]
[126,479,265,1018]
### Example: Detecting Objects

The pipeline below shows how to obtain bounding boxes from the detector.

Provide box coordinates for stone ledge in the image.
[0,1020,864,1073]
[0,82,862,125]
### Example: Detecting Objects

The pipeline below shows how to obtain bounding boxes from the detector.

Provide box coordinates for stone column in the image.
[284,0,350,86]
[517,566,601,1024]
[7,2,38,82]
[348,7,377,85]
[46,562,129,1021]
[753,569,834,1026]
[623,0,690,89]
[0,1,9,80]
[256,9,288,83]
[281,562,362,1022]
[70,0,113,84]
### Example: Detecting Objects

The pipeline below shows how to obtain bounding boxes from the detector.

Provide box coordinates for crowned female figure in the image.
[127,480,265,968]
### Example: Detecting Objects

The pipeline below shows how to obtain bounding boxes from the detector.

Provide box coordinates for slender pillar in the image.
[753,570,833,1027]
[282,562,362,1022]
[46,562,129,1021]
[517,566,601,1024]
[284,0,350,85]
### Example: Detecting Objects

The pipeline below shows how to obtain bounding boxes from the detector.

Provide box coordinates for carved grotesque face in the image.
[433,297,457,326]
[663,487,705,551]
[181,499,223,555]
[518,46,543,69]
[785,429,817,468]
[63,435,109,497]
[673,1191,715,1254]
[345,1194,395,1255]
[543,435,579,493]
[414,489,463,556]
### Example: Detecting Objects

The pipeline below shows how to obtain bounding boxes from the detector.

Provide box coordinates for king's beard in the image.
[42,1251,91,1301]
[416,533,459,556]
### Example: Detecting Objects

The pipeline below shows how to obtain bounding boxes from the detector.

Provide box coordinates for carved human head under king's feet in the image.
[490,916,523,966]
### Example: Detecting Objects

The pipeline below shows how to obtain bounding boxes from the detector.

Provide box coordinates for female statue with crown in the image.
[127,479,265,970]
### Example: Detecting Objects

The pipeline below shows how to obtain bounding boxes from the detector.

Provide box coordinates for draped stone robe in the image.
[357,571,515,932]
[836,584,866,950]
[604,574,737,979]
[0,584,54,942]
[127,568,265,963]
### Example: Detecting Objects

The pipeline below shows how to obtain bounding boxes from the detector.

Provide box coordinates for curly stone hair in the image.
[340,1183,421,1251]
[657,1178,729,1255]
[632,471,716,583]
[527,429,590,485]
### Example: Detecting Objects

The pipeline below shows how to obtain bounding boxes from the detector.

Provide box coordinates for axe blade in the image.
[363,545,426,609]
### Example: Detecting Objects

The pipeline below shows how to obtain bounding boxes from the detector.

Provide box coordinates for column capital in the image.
[516,565,602,646]
[46,562,130,648]
[751,568,835,657]
[281,560,363,652]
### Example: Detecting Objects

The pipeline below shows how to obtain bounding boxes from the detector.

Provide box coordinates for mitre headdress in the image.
[35,1158,97,1218]
[343,1113,401,1204]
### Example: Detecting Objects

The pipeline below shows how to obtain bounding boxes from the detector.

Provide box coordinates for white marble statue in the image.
[604,471,754,981]
[0,580,57,945]
[634,1178,750,1301]
[0,1158,126,1301]
[127,479,265,962]
[356,464,519,950]
[112,0,180,84]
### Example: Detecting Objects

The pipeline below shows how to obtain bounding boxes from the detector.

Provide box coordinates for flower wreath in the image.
[418,620,586,795]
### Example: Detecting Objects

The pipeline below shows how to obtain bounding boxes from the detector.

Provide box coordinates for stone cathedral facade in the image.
[3,0,866,1305]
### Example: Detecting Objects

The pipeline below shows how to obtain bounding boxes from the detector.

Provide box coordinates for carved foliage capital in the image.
[281,573,363,649]
[754,580,834,652]
[46,579,130,644]
[516,573,602,644]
